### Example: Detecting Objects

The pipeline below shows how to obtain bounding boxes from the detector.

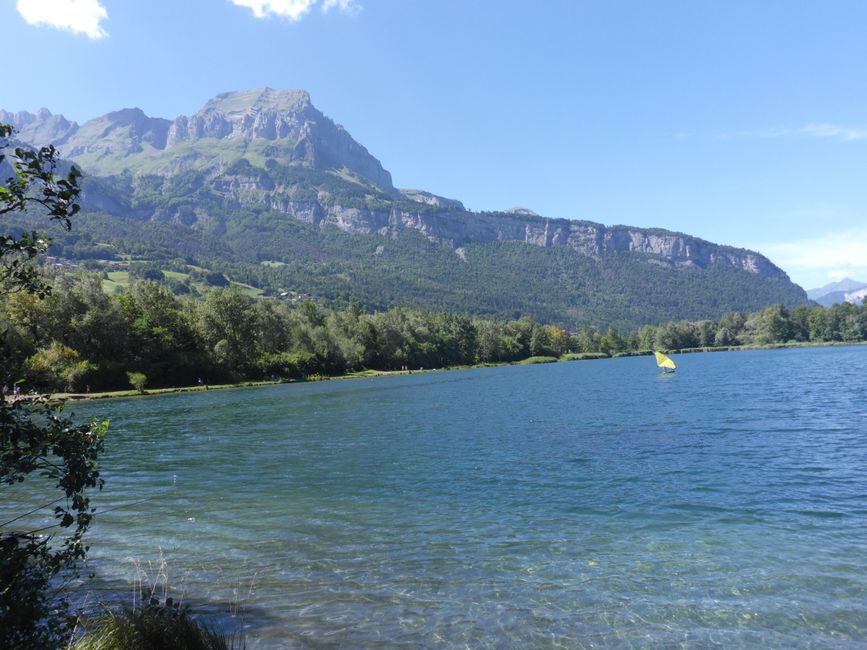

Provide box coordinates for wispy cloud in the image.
[798,123,867,141]
[16,0,108,39]
[750,226,867,288]
[722,123,867,141]
[322,0,361,16]
[231,0,361,21]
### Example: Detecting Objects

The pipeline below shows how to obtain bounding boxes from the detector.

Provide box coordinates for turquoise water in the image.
[40,348,867,645]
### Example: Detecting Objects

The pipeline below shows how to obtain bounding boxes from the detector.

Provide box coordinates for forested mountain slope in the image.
[1,89,809,329]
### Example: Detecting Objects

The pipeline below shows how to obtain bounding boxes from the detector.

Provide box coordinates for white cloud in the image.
[750,226,867,288]
[16,0,108,39]
[722,123,867,142]
[798,123,867,141]
[231,0,360,21]
[322,0,361,16]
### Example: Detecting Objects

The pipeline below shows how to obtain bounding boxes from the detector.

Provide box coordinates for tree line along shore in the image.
[3,270,866,395]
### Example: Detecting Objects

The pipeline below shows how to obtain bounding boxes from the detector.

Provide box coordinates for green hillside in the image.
[2,91,811,330]
[15,189,807,330]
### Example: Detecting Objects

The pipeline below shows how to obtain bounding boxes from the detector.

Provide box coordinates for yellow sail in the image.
[654,351,676,370]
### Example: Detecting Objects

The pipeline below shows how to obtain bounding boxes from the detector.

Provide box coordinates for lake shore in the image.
[48,339,867,402]
[51,367,464,401]
[49,357,604,402]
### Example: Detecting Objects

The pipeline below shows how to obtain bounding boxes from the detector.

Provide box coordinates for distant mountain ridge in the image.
[1,89,811,328]
[0,107,79,146]
[807,277,867,299]
[807,278,867,307]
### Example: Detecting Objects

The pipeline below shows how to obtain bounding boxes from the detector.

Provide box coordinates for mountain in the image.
[0,108,79,147]
[845,287,867,306]
[1,89,811,329]
[807,278,867,306]
[806,277,867,299]
[2,88,393,189]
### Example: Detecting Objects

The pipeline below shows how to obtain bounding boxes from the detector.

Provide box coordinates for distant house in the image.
[44,256,77,268]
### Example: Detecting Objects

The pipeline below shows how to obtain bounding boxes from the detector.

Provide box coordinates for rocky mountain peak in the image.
[166,88,321,146]
[505,207,540,217]
[1,89,393,189]
[0,108,79,146]
[400,189,465,210]
[100,108,170,135]
[161,88,393,189]
[201,88,313,117]
[61,108,171,158]
[806,277,867,300]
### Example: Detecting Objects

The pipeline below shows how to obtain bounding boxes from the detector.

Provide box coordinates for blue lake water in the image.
[37,347,867,646]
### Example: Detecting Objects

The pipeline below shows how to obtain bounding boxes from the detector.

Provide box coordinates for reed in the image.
[72,553,245,650]
[71,599,244,650]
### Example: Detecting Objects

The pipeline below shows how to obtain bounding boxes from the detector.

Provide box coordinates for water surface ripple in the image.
[40,348,867,646]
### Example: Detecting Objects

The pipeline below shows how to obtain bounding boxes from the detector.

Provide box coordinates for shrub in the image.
[25,342,96,392]
[126,371,148,393]
[205,272,229,287]
[517,355,559,364]
[561,352,609,361]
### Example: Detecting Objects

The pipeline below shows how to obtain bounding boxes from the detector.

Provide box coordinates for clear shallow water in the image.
[26,347,867,646]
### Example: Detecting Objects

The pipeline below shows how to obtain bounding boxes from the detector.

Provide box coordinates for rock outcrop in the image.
[61,108,172,158]
[258,198,787,278]
[2,90,792,283]
[2,89,393,190]
[163,89,393,190]
[0,108,79,147]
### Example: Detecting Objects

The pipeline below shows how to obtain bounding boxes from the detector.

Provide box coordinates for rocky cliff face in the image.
[3,90,792,284]
[61,108,172,158]
[95,162,786,280]
[260,198,786,278]
[1,89,393,190]
[0,108,79,147]
[166,88,315,144]
[163,89,393,189]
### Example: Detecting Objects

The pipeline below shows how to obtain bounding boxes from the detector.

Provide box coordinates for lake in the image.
[51,347,867,646]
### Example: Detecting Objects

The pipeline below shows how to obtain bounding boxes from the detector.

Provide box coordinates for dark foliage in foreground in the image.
[2,122,107,649]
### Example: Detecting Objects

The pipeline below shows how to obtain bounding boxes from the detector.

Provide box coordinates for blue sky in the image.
[3,0,867,290]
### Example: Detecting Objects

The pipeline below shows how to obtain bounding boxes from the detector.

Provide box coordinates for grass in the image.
[517,356,559,364]
[100,268,263,298]
[73,603,243,650]
[72,553,247,650]
[53,380,282,402]
[611,350,654,358]
[102,271,131,293]
[561,352,610,361]
[227,281,263,298]
[671,340,867,355]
